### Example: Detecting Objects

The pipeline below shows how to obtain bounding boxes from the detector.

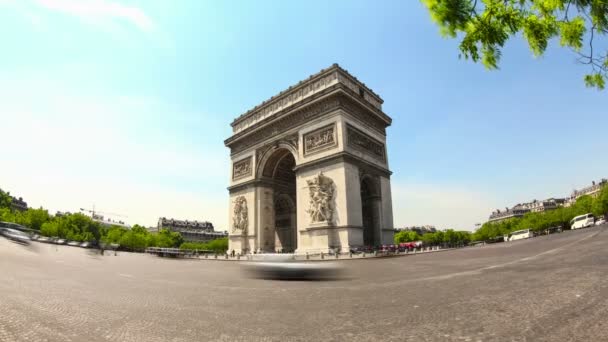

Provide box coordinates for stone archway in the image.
[259,147,297,253]
[226,65,395,254]
[361,175,381,247]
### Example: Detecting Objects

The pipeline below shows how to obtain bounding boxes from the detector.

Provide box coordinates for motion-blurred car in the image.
[0,227,31,245]
[244,254,343,280]
[67,241,80,247]
[349,246,373,254]
[55,239,67,245]
[37,236,51,243]
[80,242,92,248]
[595,217,606,226]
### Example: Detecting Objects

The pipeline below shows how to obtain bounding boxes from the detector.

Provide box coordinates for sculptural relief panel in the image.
[305,172,336,224]
[303,123,337,156]
[232,196,248,235]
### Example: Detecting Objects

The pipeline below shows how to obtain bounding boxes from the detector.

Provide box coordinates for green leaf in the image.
[559,17,586,51]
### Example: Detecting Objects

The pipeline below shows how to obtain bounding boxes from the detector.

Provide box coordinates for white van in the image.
[507,229,533,241]
[570,213,595,229]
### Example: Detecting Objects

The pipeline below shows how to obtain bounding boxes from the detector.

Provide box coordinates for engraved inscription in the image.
[347,124,385,161]
[303,124,337,156]
[232,157,252,180]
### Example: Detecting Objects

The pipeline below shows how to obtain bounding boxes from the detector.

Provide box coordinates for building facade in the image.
[10,196,28,212]
[565,179,607,206]
[225,64,395,254]
[397,225,437,235]
[157,217,226,242]
[489,198,566,223]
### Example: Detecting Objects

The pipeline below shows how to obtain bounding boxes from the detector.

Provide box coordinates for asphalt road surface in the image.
[1,226,607,342]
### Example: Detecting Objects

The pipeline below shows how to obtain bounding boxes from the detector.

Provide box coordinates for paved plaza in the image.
[1,226,607,342]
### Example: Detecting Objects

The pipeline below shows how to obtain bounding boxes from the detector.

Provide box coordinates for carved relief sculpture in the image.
[306,172,335,224]
[232,157,252,180]
[346,124,386,161]
[232,196,248,234]
[303,124,337,156]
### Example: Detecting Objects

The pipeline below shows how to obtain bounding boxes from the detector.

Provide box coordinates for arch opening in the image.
[361,176,381,247]
[261,148,297,253]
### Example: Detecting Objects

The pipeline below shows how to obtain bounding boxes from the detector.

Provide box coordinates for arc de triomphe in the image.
[225,64,394,254]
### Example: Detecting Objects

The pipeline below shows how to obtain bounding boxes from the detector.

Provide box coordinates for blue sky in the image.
[1,0,606,230]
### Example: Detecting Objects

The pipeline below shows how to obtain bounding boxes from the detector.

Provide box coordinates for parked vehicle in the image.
[55,239,67,245]
[398,242,421,251]
[349,246,373,254]
[67,241,80,247]
[570,213,595,229]
[80,242,92,248]
[0,227,31,245]
[595,216,606,226]
[507,229,533,241]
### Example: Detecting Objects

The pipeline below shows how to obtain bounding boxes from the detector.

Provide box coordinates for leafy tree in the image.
[0,188,12,209]
[17,208,50,230]
[394,230,421,243]
[0,207,15,222]
[154,228,183,248]
[103,226,127,244]
[119,230,148,251]
[573,195,594,214]
[592,185,608,216]
[181,238,228,253]
[423,0,608,89]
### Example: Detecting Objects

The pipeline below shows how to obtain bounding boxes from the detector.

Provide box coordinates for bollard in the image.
[205,253,208,259]
[374,251,378,257]
[335,252,339,259]
[225,254,228,259]
[349,252,353,258]
[237,254,240,260]
[214,253,217,259]
[362,252,365,258]
[306,252,309,260]
[321,252,324,260]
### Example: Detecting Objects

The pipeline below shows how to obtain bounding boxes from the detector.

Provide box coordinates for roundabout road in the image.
[1,226,607,342]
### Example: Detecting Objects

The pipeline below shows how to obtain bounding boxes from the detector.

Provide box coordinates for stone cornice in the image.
[230,64,385,133]
[293,151,392,178]
[225,89,391,154]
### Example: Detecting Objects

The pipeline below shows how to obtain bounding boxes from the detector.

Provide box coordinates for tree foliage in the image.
[473,186,608,241]
[394,230,421,243]
[423,0,608,89]
[0,188,12,209]
[180,238,229,253]
[395,228,472,246]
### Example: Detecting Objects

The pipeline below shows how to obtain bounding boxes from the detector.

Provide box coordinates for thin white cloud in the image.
[34,0,154,32]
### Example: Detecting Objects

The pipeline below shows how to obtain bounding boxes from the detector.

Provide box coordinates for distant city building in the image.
[396,225,437,235]
[10,196,28,212]
[489,197,569,223]
[489,204,530,223]
[521,198,565,213]
[158,217,227,242]
[565,178,607,207]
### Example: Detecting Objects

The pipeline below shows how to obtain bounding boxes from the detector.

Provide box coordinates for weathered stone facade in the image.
[225,64,394,254]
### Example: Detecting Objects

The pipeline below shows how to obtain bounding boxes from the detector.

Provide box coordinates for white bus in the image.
[570,213,595,230]
[507,229,533,241]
